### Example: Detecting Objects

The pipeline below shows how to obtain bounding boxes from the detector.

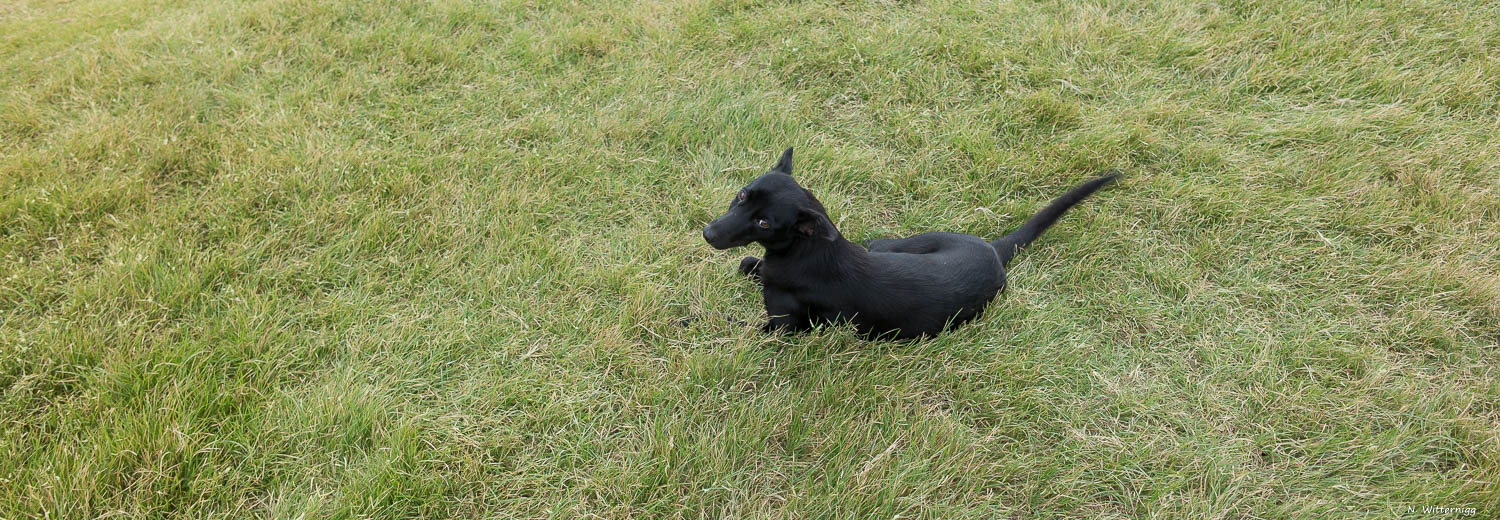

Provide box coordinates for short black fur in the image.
[702,147,1118,340]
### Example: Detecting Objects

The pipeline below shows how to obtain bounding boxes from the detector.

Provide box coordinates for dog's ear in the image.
[773,147,794,175]
[795,208,836,241]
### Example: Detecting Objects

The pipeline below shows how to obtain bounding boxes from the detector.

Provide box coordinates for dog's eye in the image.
[737,191,747,202]
[757,218,770,229]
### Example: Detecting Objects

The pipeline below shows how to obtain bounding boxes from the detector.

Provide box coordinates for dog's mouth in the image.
[702,230,733,249]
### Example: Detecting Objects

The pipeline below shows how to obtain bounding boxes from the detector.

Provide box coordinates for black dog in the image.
[701,148,1117,339]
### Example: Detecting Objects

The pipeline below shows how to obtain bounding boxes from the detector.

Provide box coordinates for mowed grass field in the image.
[2,0,1499,517]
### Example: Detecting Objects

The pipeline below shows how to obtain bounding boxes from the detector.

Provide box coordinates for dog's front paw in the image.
[738,256,762,277]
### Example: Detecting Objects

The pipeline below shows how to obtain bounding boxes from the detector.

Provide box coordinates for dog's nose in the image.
[702,226,718,243]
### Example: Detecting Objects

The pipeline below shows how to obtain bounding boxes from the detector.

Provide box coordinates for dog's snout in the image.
[703,222,736,250]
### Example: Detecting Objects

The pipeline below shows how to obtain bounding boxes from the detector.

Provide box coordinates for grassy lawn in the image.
[2,0,1498,517]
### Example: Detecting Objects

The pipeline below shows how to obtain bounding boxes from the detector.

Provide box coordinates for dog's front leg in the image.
[760,288,810,334]
[762,315,811,333]
[738,256,763,282]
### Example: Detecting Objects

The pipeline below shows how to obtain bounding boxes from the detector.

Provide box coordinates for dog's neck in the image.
[762,235,848,257]
[758,231,867,284]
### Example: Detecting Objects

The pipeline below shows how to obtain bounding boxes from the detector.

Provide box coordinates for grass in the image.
[2,0,1498,517]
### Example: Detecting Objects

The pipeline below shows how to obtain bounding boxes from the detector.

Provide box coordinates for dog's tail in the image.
[992,171,1119,267]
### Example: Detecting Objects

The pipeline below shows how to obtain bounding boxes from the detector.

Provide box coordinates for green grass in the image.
[2,0,1498,517]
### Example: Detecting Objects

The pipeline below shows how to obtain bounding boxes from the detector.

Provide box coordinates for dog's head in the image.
[702,147,838,250]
